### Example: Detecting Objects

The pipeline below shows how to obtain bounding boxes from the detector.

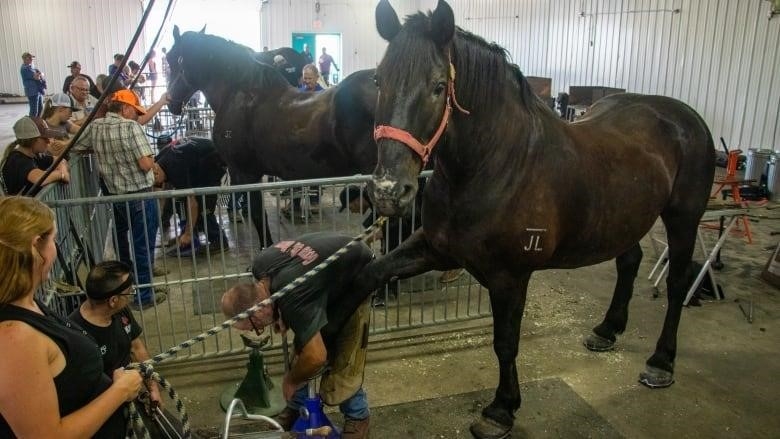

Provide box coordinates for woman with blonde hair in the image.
[0,196,143,437]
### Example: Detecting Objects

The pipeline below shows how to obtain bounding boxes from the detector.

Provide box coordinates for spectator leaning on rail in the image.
[1,116,70,196]
[72,89,166,310]
[0,196,142,438]
[153,137,230,256]
[221,232,375,439]
[42,93,80,156]
[69,75,99,125]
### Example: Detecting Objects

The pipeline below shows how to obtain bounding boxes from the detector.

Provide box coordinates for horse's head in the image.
[166,25,207,115]
[370,0,460,216]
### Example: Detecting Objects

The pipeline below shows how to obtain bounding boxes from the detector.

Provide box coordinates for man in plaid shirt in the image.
[75,90,165,309]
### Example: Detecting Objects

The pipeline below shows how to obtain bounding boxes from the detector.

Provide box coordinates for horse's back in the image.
[542,93,715,265]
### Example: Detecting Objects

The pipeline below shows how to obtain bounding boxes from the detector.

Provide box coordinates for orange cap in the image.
[111,89,147,115]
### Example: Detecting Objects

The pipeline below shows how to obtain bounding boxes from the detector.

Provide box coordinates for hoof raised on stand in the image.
[469,416,512,439]
[583,332,615,352]
[638,365,675,388]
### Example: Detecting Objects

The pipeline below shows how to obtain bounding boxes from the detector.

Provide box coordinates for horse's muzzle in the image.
[167,101,184,116]
[368,176,417,217]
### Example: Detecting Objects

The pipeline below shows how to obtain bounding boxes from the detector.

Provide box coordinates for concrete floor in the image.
[3,102,779,438]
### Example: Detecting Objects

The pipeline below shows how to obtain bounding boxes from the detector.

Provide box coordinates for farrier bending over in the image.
[221,232,374,439]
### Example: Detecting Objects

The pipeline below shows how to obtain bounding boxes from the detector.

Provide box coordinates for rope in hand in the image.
[124,216,387,438]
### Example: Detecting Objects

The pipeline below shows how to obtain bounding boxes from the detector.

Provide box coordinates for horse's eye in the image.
[373,75,379,87]
[433,81,446,96]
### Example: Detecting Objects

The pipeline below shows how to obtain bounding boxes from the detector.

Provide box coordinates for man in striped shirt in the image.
[74,90,165,309]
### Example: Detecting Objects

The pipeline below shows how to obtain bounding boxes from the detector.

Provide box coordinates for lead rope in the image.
[124,216,388,438]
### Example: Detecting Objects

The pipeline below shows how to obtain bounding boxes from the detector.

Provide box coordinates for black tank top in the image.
[0,300,126,438]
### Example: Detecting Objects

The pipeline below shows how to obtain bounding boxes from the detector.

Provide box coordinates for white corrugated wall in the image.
[445,0,780,151]
[0,0,151,97]
[1,0,778,149]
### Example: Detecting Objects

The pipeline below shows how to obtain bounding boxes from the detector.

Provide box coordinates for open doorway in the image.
[291,33,342,86]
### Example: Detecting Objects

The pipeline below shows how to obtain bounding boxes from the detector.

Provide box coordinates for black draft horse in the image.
[354,1,715,438]
[165,26,378,245]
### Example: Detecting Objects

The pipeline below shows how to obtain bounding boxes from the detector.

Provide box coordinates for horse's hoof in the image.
[583,333,615,351]
[469,416,512,439]
[638,365,675,388]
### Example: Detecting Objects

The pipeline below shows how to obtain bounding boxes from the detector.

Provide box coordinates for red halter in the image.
[373,60,470,166]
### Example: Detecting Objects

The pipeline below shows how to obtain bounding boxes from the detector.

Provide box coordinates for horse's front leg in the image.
[331,229,453,329]
[356,228,456,291]
[471,271,532,439]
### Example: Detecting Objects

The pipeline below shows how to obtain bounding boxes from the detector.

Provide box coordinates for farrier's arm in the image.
[178,195,200,247]
[283,332,327,400]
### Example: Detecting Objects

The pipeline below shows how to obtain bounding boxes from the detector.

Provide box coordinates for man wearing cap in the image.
[1,116,69,196]
[62,61,99,99]
[273,54,300,87]
[153,137,229,255]
[73,89,164,310]
[20,52,46,117]
[68,261,161,404]
[221,232,374,439]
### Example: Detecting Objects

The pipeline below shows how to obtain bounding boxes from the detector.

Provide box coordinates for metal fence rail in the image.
[42,173,491,362]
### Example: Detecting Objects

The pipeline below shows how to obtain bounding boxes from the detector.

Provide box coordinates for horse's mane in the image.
[180,31,288,90]
[383,12,540,114]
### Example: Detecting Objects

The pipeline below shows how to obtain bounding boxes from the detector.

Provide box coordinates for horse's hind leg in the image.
[640,212,699,388]
[470,271,531,439]
[584,242,643,351]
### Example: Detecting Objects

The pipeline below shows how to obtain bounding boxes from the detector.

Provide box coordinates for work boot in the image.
[342,416,370,439]
[273,406,299,431]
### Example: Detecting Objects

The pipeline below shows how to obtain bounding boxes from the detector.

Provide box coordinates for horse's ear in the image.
[430,0,455,47]
[173,25,181,42]
[199,25,207,34]
[376,0,401,41]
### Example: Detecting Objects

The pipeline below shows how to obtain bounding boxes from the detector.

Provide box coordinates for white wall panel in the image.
[0,0,147,97]
[440,0,780,151]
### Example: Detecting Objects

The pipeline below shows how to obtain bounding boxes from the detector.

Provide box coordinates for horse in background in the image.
[354,1,716,437]
[165,26,378,245]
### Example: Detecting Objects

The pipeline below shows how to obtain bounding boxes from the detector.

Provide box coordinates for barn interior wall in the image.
[2,0,777,150]
[0,0,147,99]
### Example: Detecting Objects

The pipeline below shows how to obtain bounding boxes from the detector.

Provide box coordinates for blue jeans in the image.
[27,94,42,117]
[113,198,159,304]
[289,386,369,421]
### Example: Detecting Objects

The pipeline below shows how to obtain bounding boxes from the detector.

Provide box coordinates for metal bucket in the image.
[767,154,780,201]
[745,148,772,183]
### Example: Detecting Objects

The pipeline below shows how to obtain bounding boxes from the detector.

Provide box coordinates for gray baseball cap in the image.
[13,116,58,140]
[49,93,78,110]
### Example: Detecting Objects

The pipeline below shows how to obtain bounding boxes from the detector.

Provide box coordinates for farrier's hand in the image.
[282,373,303,401]
[177,231,192,248]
